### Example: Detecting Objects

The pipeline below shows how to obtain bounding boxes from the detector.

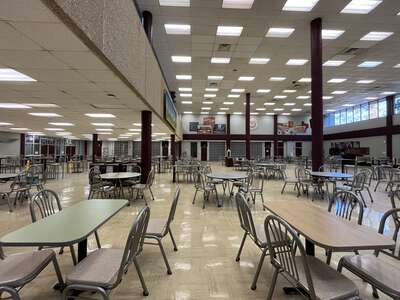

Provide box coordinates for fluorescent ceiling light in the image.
[283,89,296,93]
[357,79,375,84]
[323,60,346,67]
[286,59,308,66]
[243,102,254,105]
[326,109,336,112]
[97,132,112,135]
[291,108,302,111]
[297,96,310,99]
[365,97,378,100]
[274,95,287,99]
[269,77,286,81]
[231,89,245,93]
[45,128,64,131]
[303,103,312,106]
[257,89,271,93]
[164,24,191,35]
[204,94,216,98]
[128,129,141,132]
[0,103,31,109]
[85,113,116,118]
[132,123,141,126]
[201,107,211,110]
[29,112,62,117]
[0,122,13,126]
[23,103,59,108]
[216,26,243,37]
[0,68,36,82]
[208,75,223,80]
[183,111,192,114]
[205,88,218,91]
[217,112,226,115]
[331,90,347,94]
[233,112,242,115]
[282,113,291,116]
[203,101,214,104]
[393,64,400,68]
[323,96,334,100]
[250,112,259,115]
[282,0,319,11]
[238,76,255,81]
[341,0,382,14]
[56,131,71,135]
[222,0,254,9]
[49,122,74,126]
[274,108,284,111]
[266,27,295,38]
[179,87,192,92]
[176,74,192,80]
[171,56,191,63]
[266,112,275,115]
[381,91,395,95]
[211,57,231,64]
[228,94,240,98]
[342,104,354,107]
[328,78,347,83]
[181,101,192,104]
[223,102,234,105]
[96,128,113,132]
[322,29,345,39]
[360,31,393,41]
[264,102,275,106]
[298,77,311,83]
[180,93,192,97]
[284,103,295,106]
[108,138,118,141]
[159,0,190,7]
[27,132,44,136]
[200,112,209,115]
[10,128,29,131]
[358,61,383,68]
[220,107,229,110]
[256,108,266,111]
[249,58,270,64]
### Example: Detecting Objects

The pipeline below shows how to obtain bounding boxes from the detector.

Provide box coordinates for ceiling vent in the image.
[339,47,363,56]
[209,82,218,87]
[217,43,232,52]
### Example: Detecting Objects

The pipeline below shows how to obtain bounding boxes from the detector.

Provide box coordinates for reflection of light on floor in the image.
[175,290,191,300]
[155,198,165,202]
[174,262,192,271]
[210,292,229,298]
[231,243,240,248]
[202,234,216,242]
[205,262,223,268]
[204,244,218,248]
[228,236,238,241]
[239,261,255,268]
[184,211,192,216]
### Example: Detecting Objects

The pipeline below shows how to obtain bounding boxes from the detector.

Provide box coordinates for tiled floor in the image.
[0,163,396,299]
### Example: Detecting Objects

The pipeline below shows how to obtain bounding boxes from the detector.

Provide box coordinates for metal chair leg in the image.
[149,187,154,201]
[169,229,178,251]
[235,232,247,262]
[69,245,77,265]
[326,250,332,265]
[133,257,149,296]
[281,182,287,194]
[52,255,65,289]
[251,247,267,290]
[157,238,172,275]
[192,189,198,204]
[266,268,279,300]
[94,231,101,249]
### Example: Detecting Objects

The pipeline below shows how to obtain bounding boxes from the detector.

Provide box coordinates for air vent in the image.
[340,47,362,56]
[217,43,232,51]
[209,82,218,87]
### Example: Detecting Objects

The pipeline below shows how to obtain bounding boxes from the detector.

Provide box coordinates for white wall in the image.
[231,115,274,134]
[393,115,400,126]
[393,134,400,158]
[181,141,201,159]
[0,132,20,156]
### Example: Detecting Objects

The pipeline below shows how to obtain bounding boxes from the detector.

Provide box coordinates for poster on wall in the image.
[277,120,310,135]
[189,122,199,132]
[189,116,226,134]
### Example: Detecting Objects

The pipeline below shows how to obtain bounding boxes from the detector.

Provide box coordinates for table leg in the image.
[78,239,88,262]
[305,238,315,256]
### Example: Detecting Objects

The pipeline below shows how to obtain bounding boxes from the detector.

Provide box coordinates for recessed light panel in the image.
[331,91,348,94]
[233,112,242,115]
[159,0,190,6]
[228,94,240,98]
[96,128,113,132]
[231,89,245,93]
[282,0,319,11]
[249,58,270,64]
[211,57,231,64]
[0,68,36,82]
[238,76,254,81]
[216,26,243,36]
[360,31,393,41]
[297,96,310,99]
[85,113,116,118]
[341,0,382,14]
[176,74,192,80]
[284,103,295,106]
[201,107,211,110]
[204,94,216,98]
[179,87,192,92]
[172,56,191,63]
[164,24,191,35]
[292,108,302,112]
[200,112,209,115]
[323,96,334,100]
[357,79,375,84]
[0,103,31,109]
[286,59,308,66]
[208,75,223,80]
[358,61,383,68]
[223,102,234,105]
[11,127,30,131]
[265,27,295,38]
[0,122,13,126]
[323,60,346,67]
[298,77,312,83]
[303,103,312,106]
[180,93,192,97]
[269,77,286,81]
[181,101,192,104]
[322,29,345,39]
[264,102,275,106]
[257,89,271,93]
[203,101,214,104]
[222,0,254,9]
[328,78,347,83]
[29,112,62,117]
[49,122,74,126]
[24,103,59,108]
[274,95,287,99]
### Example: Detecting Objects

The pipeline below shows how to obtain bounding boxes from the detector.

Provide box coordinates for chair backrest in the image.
[131,164,141,174]
[235,193,262,246]
[264,215,316,299]
[250,171,264,190]
[328,190,364,225]
[146,167,155,187]
[30,189,62,222]
[376,165,392,180]
[351,171,367,190]
[88,167,101,185]
[163,187,181,235]
[377,207,400,259]
[115,206,150,288]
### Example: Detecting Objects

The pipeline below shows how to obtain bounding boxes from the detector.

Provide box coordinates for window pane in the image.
[346,108,353,123]
[369,101,378,119]
[334,112,341,125]
[395,95,400,114]
[378,99,387,118]
[329,113,334,127]
[361,103,369,120]
[340,110,346,125]
[353,105,361,122]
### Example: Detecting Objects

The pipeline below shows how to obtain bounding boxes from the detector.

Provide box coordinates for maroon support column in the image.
[386,95,394,159]
[20,133,25,168]
[273,114,278,160]
[310,18,324,171]
[245,93,251,160]
[141,111,152,183]
[92,134,100,163]
[226,113,231,151]
[171,134,176,183]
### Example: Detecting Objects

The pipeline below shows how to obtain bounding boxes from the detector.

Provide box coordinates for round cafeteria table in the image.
[206,172,248,207]
[100,172,141,199]
[309,171,353,180]
[0,173,19,181]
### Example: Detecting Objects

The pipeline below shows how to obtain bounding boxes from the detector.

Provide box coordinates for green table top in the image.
[0,199,128,247]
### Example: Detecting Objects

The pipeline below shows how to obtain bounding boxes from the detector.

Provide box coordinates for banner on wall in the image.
[277,120,310,135]
[189,116,226,134]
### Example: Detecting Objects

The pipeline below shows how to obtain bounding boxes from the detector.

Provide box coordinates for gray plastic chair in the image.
[264,215,360,300]
[132,168,155,205]
[0,247,64,300]
[192,170,218,209]
[338,207,400,299]
[337,171,370,207]
[143,187,180,275]
[280,167,300,196]
[63,206,151,299]
[374,165,394,192]
[240,171,265,210]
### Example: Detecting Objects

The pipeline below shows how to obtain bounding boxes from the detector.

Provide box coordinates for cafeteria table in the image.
[0,173,19,181]
[100,172,141,199]
[206,172,248,207]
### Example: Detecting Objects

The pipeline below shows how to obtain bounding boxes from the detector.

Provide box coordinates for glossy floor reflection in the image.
[0,163,396,299]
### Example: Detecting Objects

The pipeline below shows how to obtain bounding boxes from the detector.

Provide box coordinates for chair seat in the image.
[145,218,167,237]
[296,256,359,300]
[340,254,400,297]
[133,184,146,190]
[336,184,352,191]
[66,248,124,289]
[0,249,55,287]
[255,224,288,248]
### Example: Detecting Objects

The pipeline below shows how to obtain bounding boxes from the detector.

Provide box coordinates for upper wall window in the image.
[369,101,378,119]
[378,100,387,118]
[395,95,400,114]
[361,103,369,120]
[353,105,361,122]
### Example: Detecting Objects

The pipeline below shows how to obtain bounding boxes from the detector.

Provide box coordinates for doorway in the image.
[265,142,272,158]
[200,141,208,161]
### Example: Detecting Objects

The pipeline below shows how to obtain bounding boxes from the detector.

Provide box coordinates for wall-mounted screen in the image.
[163,90,177,130]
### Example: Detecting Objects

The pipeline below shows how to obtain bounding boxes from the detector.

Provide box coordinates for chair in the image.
[192,170,218,209]
[124,165,141,197]
[374,165,394,192]
[8,173,31,206]
[143,187,180,275]
[337,171,370,207]
[88,168,115,199]
[264,215,360,300]
[131,168,155,205]
[63,206,151,299]
[338,207,400,299]
[0,247,64,300]
[326,190,364,265]
[240,171,265,210]
[30,189,101,265]
[0,190,12,213]
[280,167,300,196]
[234,193,275,290]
